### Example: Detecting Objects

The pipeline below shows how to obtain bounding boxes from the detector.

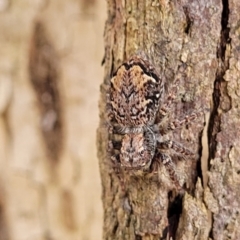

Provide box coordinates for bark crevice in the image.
[208,0,230,162]
[207,1,230,237]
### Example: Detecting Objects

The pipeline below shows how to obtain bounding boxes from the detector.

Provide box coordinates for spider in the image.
[106,55,202,189]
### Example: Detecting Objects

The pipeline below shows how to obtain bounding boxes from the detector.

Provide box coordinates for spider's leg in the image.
[155,151,182,190]
[107,136,121,169]
[157,140,194,157]
[169,111,203,130]
[107,133,127,191]
[160,110,204,134]
[157,79,180,122]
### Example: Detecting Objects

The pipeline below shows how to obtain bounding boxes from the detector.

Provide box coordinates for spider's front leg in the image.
[154,139,195,190]
[107,130,121,172]
[154,151,182,190]
[107,128,127,191]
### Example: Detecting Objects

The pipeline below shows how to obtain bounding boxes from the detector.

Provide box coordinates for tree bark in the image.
[98,0,240,239]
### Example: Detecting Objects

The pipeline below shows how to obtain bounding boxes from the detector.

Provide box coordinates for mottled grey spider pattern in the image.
[107,55,202,189]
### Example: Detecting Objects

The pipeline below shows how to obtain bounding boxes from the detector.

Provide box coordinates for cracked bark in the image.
[98,0,240,239]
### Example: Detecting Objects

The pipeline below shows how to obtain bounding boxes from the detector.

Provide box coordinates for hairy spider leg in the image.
[156,151,182,190]
[166,110,204,132]
[157,79,180,121]
[157,140,194,156]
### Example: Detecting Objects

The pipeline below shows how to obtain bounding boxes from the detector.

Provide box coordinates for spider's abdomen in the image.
[109,56,163,127]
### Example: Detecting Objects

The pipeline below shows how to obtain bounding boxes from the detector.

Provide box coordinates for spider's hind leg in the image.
[158,140,195,158]
[167,110,204,132]
[157,79,180,123]
[159,109,204,135]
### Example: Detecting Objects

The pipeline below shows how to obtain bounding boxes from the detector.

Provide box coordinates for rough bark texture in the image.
[98,0,240,239]
[0,0,105,239]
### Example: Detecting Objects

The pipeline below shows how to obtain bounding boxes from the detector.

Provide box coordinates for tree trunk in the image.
[98,0,240,239]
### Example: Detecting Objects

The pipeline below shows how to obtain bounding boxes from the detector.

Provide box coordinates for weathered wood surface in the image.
[98,0,240,239]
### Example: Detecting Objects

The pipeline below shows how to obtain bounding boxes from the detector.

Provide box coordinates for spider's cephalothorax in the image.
[107,55,202,189]
[119,127,156,171]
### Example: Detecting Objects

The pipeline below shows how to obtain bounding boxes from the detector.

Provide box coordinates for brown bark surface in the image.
[0,0,105,239]
[98,0,240,239]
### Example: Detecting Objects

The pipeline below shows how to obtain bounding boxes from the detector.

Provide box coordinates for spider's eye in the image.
[140,150,144,156]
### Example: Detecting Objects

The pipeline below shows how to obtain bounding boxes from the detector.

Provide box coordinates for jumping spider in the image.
[107,55,202,189]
